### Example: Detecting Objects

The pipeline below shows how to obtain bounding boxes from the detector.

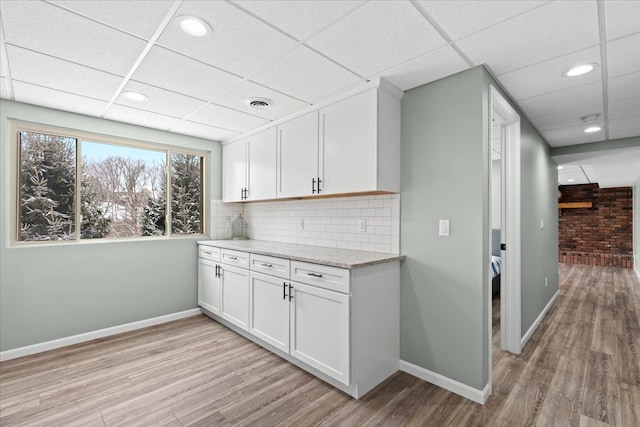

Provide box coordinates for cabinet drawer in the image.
[291,261,350,294]
[221,248,249,267]
[199,245,220,262]
[250,254,290,279]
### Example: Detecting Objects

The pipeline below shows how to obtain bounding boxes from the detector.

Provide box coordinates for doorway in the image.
[488,86,522,385]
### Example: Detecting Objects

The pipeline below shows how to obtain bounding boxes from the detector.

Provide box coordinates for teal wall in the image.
[635,178,640,277]
[0,100,222,352]
[400,66,558,392]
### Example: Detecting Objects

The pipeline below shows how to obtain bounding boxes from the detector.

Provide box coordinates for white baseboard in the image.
[0,308,202,362]
[400,359,490,404]
[520,290,559,349]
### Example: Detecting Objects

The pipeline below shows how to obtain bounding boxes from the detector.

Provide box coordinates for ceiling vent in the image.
[247,98,273,109]
[580,114,600,123]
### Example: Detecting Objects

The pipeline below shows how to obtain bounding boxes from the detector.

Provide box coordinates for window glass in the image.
[170,153,203,235]
[19,131,77,241]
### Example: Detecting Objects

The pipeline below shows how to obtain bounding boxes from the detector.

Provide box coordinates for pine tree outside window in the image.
[14,123,207,244]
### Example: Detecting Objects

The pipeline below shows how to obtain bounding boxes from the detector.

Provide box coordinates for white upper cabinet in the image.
[247,127,276,201]
[223,128,277,202]
[222,139,247,203]
[276,111,319,199]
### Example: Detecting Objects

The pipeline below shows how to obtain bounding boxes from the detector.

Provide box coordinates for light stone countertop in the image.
[197,239,404,269]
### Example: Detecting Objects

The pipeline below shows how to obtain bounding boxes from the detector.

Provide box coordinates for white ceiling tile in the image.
[609,97,640,120]
[607,71,640,102]
[580,165,597,184]
[0,0,146,75]
[49,0,174,40]
[189,103,269,132]
[607,33,640,78]
[132,46,244,102]
[605,0,640,41]
[12,80,108,117]
[456,1,599,75]
[379,45,469,91]
[418,0,547,40]
[7,45,122,101]
[104,104,182,131]
[544,130,605,147]
[520,81,603,118]
[215,81,307,120]
[531,107,605,132]
[170,121,238,142]
[1,76,12,99]
[608,116,640,139]
[497,46,601,100]
[558,165,591,185]
[156,1,297,77]
[233,0,366,41]
[117,81,208,119]
[543,122,606,144]
[251,46,362,103]
[307,0,446,77]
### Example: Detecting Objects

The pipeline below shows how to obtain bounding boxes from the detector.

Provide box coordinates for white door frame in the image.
[489,85,521,357]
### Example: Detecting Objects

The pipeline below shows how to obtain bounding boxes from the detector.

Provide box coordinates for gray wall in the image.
[635,178,640,277]
[491,159,501,229]
[0,100,222,352]
[400,66,558,392]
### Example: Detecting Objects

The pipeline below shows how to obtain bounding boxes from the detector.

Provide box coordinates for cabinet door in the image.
[222,139,247,202]
[247,127,276,201]
[220,264,250,331]
[320,89,377,195]
[290,282,350,385]
[277,111,319,198]
[198,259,221,316]
[249,272,290,352]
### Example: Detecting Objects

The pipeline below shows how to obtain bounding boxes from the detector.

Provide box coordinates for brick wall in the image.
[558,184,633,268]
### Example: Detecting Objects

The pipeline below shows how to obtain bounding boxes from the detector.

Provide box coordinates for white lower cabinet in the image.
[249,271,289,353]
[289,281,350,385]
[198,243,399,399]
[198,258,221,316]
[220,264,250,331]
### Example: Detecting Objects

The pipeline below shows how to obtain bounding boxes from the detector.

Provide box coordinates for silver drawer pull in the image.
[261,263,273,268]
[228,256,238,260]
[203,251,212,255]
[307,272,323,278]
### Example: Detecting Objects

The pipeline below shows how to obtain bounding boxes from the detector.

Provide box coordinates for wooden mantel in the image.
[558,202,593,209]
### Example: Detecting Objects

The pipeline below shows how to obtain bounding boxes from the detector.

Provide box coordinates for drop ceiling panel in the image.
[379,45,469,91]
[156,1,297,78]
[48,0,174,40]
[558,165,590,185]
[456,0,599,75]
[105,104,182,131]
[585,151,640,188]
[0,77,9,99]
[520,81,603,118]
[170,121,237,142]
[543,123,606,146]
[605,0,640,41]
[307,0,446,77]
[0,0,146,76]
[607,33,640,78]
[497,46,601,100]
[251,46,362,103]
[608,71,640,102]
[189,103,269,132]
[7,45,122,101]
[609,97,640,120]
[233,0,366,41]
[608,117,640,140]
[215,81,307,120]
[116,81,208,119]
[132,46,243,103]
[580,165,597,184]
[532,107,604,132]
[418,0,547,40]
[12,80,109,117]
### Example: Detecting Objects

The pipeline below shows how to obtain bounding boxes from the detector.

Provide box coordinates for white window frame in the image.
[9,120,209,245]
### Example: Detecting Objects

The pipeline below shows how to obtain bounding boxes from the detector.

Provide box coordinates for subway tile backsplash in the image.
[211,195,400,254]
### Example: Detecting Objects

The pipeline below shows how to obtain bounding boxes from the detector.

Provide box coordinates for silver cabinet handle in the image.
[307,272,323,278]
[228,256,238,260]
[203,250,212,255]
[261,263,273,268]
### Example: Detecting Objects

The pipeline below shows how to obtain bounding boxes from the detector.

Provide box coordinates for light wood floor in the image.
[1,264,639,426]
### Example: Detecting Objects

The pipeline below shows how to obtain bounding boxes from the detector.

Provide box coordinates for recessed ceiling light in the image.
[557,166,564,170]
[177,15,211,37]
[584,126,602,133]
[563,63,598,77]
[246,98,274,109]
[568,179,576,182]
[121,91,148,102]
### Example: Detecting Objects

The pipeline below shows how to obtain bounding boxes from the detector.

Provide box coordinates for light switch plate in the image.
[439,220,450,237]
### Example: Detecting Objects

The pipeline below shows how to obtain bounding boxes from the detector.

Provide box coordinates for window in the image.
[15,124,207,243]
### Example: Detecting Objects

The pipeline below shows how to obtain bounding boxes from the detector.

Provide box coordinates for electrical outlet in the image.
[359,219,367,232]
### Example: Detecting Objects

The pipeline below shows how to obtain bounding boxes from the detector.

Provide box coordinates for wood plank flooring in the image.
[1,264,639,426]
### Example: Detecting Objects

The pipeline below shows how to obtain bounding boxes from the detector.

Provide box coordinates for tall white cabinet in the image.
[276,111,319,198]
